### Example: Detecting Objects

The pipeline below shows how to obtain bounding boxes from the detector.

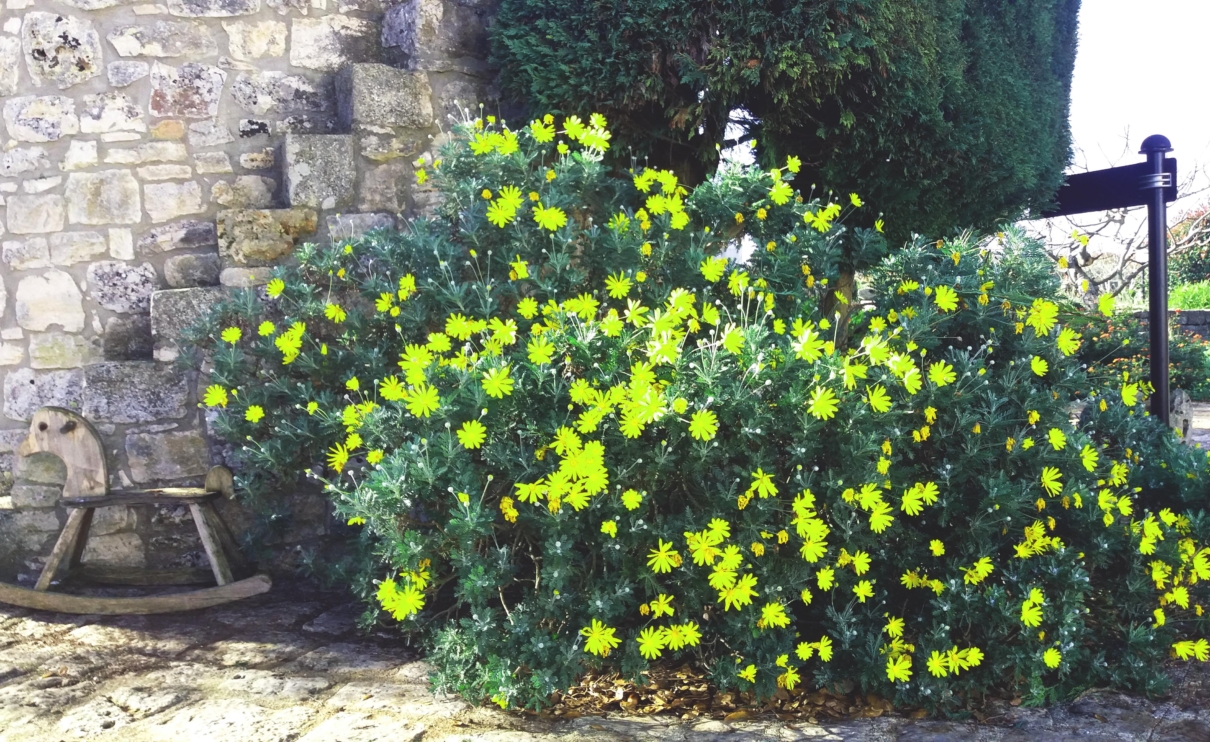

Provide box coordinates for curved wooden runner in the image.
[0,574,272,615]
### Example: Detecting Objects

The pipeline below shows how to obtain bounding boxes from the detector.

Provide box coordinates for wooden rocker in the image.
[0,407,271,615]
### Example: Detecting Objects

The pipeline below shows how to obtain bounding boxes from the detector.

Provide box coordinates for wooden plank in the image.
[62,488,216,508]
[208,508,250,575]
[0,574,272,615]
[69,566,216,587]
[35,508,90,592]
[191,503,234,586]
[66,508,94,570]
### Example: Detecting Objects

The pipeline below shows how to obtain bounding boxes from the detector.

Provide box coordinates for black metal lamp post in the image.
[1140,135,1173,425]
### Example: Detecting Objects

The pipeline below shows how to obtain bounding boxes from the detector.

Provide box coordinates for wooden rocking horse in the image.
[0,407,271,614]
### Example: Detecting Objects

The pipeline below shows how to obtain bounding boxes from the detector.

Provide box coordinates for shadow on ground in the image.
[0,579,1208,741]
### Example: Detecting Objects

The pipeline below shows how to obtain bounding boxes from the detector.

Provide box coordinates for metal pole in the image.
[1140,135,1172,426]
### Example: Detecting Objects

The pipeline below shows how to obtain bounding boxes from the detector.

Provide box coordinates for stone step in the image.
[335,63,434,132]
[215,207,318,288]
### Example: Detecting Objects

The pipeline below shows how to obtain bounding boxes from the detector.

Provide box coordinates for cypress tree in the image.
[492,0,1081,249]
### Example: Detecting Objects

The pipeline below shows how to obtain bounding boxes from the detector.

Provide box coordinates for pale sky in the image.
[1068,0,1210,185]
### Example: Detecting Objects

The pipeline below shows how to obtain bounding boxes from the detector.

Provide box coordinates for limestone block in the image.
[145,181,206,222]
[149,62,227,119]
[151,120,186,140]
[108,61,150,88]
[2,367,84,420]
[150,287,224,361]
[1,510,62,551]
[2,238,50,271]
[103,316,153,361]
[79,92,147,134]
[138,164,193,181]
[165,253,221,287]
[431,73,491,120]
[240,119,271,138]
[59,0,141,9]
[65,170,142,225]
[285,134,356,210]
[0,342,25,366]
[15,450,66,483]
[21,12,104,90]
[90,506,136,536]
[126,430,210,483]
[326,213,396,242]
[1,146,50,177]
[168,0,261,16]
[195,152,233,174]
[2,96,79,142]
[211,176,275,208]
[0,37,20,97]
[29,332,99,369]
[239,149,274,170]
[7,195,65,235]
[110,228,135,259]
[336,64,434,130]
[359,160,408,213]
[86,261,160,313]
[10,483,60,509]
[83,362,190,423]
[223,20,286,60]
[15,270,85,332]
[0,429,30,455]
[188,120,234,147]
[138,220,218,254]
[62,141,98,171]
[382,0,492,72]
[219,267,272,287]
[290,16,379,73]
[22,176,61,195]
[81,533,146,567]
[50,232,108,266]
[231,72,330,116]
[217,208,317,267]
[108,21,217,57]
[355,130,421,163]
[106,141,190,165]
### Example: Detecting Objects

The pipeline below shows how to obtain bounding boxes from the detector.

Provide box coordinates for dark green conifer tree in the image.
[492,0,1081,248]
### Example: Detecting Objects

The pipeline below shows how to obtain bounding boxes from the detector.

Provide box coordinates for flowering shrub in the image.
[199,114,1210,713]
[1080,315,1210,402]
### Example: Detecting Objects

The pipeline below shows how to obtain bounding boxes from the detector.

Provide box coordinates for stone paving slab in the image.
[0,582,1206,741]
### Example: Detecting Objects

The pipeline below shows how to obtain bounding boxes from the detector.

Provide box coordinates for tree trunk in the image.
[821,269,858,349]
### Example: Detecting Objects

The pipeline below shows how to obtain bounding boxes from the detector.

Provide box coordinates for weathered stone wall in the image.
[0,0,497,581]
[1131,309,1210,340]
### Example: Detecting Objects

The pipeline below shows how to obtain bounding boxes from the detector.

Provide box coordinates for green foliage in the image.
[199,114,1210,715]
[1080,314,1210,402]
[1170,282,1210,311]
[491,0,1080,248]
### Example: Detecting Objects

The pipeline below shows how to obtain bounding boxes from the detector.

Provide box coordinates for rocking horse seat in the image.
[0,407,273,615]
[61,486,219,508]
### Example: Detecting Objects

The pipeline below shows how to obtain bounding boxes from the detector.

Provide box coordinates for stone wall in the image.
[0,0,497,581]
[1131,309,1210,340]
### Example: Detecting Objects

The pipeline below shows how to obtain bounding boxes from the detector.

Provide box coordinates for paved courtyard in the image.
[1,580,1209,742]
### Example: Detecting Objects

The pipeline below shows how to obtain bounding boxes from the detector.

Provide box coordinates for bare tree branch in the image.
[1022,130,1210,308]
